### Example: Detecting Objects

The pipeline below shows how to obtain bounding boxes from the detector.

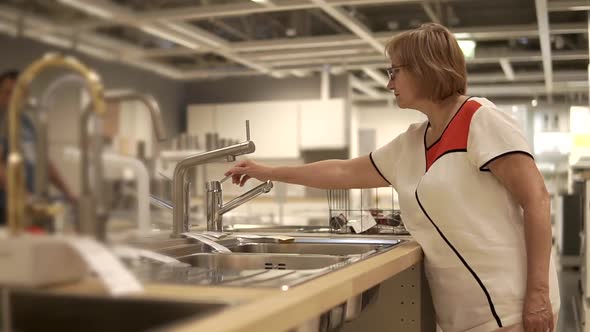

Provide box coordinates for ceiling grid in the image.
[0,0,586,99]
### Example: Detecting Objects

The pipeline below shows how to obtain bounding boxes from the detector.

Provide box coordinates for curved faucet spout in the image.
[102,90,168,141]
[219,180,273,215]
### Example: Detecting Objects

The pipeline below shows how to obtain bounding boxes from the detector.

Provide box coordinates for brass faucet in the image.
[6,53,106,235]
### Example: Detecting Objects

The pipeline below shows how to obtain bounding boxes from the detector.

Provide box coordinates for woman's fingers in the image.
[240,175,251,187]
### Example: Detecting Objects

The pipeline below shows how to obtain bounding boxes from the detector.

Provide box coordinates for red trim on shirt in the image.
[426,100,481,171]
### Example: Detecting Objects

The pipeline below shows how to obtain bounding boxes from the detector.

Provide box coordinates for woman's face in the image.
[386,57,419,109]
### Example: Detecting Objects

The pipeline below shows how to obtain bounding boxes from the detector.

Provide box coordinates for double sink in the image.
[149,236,402,288]
[2,235,403,332]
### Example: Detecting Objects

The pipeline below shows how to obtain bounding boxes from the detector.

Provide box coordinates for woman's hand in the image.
[523,288,553,332]
[225,160,273,187]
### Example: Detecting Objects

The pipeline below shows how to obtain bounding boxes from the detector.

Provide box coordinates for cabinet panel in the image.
[299,99,346,149]
[215,102,299,159]
[187,104,215,148]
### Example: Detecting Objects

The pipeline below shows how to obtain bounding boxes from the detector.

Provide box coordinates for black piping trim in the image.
[369,152,392,185]
[414,190,503,328]
[425,96,473,150]
[430,149,467,168]
[479,150,535,172]
[422,124,428,173]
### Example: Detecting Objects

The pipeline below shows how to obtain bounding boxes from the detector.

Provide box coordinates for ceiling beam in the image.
[310,0,384,53]
[55,0,273,75]
[258,49,587,68]
[349,75,381,97]
[498,58,515,81]
[468,70,588,83]
[421,2,441,24]
[263,50,588,73]
[352,81,589,100]
[229,22,586,53]
[131,0,453,22]
[362,68,389,86]
[535,0,554,96]
[547,0,590,12]
[161,21,272,73]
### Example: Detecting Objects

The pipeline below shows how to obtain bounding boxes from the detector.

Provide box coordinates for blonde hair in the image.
[385,23,467,102]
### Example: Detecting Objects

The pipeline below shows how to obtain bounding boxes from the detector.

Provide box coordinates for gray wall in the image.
[0,34,187,135]
[0,33,352,134]
[185,74,350,105]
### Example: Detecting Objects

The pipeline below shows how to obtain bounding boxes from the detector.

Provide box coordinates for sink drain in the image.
[264,262,287,270]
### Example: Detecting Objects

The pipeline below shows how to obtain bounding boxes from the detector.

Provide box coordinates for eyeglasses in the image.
[385,65,405,81]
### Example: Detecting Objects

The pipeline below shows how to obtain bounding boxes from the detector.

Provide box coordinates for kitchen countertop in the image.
[45,236,422,332]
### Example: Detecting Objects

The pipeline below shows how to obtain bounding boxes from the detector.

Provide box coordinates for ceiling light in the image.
[531,99,538,107]
[387,21,399,30]
[285,28,297,37]
[457,40,476,59]
[453,32,472,39]
[57,0,113,20]
[568,6,590,10]
[290,70,307,77]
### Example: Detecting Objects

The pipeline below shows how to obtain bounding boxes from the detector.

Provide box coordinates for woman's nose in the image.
[386,79,395,90]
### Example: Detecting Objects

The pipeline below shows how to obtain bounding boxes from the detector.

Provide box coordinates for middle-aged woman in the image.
[225,23,560,332]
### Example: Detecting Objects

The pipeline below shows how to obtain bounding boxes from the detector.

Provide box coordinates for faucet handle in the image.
[245,120,250,141]
[220,174,231,184]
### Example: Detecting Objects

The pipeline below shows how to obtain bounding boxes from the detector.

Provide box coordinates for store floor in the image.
[557,264,579,332]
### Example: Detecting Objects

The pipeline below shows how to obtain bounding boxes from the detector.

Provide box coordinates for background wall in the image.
[0,34,187,136]
[0,34,188,196]
[185,74,349,105]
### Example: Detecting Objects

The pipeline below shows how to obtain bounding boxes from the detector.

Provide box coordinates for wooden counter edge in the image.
[167,241,423,332]
[45,279,276,304]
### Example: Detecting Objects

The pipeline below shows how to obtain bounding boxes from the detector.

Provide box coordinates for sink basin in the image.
[224,225,332,233]
[228,243,386,255]
[4,290,228,332]
[156,237,401,258]
[177,253,349,270]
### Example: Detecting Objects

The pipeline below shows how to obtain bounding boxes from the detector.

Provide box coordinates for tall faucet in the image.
[6,53,106,235]
[171,121,272,237]
[82,90,168,238]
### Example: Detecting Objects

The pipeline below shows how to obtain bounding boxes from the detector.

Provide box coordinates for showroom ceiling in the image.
[0,0,588,99]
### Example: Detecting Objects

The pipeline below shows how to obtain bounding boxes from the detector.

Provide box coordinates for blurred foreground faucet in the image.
[37,74,168,239]
[6,53,106,235]
[171,121,273,237]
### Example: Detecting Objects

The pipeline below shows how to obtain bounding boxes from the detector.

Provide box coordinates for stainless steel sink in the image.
[3,289,228,332]
[155,237,401,258]
[224,225,332,233]
[228,243,387,256]
[178,253,349,270]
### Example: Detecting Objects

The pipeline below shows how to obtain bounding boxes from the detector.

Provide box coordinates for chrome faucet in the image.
[171,120,272,237]
[206,179,273,232]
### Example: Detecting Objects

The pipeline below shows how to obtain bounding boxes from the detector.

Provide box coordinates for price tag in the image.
[65,237,143,295]
[112,245,180,264]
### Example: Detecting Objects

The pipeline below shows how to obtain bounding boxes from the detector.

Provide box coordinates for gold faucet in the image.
[6,53,106,235]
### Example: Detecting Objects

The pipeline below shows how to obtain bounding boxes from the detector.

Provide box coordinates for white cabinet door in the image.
[299,99,346,149]
[215,101,299,159]
[187,104,215,147]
